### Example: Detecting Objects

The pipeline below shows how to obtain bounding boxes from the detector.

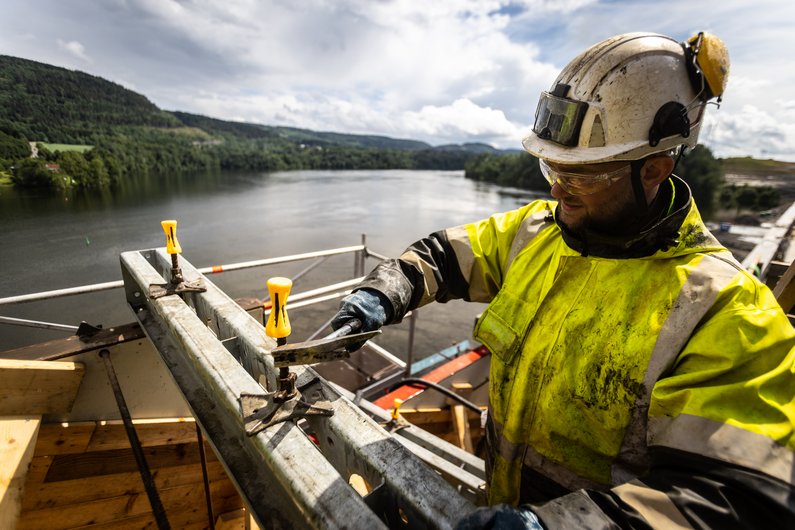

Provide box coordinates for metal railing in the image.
[0,237,430,384]
[0,238,375,333]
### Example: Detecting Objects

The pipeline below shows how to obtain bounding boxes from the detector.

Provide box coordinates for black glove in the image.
[454,504,544,530]
[330,288,393,351]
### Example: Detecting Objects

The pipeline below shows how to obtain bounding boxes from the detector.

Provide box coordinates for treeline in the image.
[2,123,476,190]
[463,145,778,218]
[0,54,486,191]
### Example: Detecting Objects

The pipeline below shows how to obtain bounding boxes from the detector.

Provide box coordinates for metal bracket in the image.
[148,278,207,299]
[241,376,334,435]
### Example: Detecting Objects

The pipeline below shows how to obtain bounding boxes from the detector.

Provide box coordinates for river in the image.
[0,169,546,355]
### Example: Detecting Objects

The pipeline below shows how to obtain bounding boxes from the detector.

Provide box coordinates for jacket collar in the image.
[555,176,693,259]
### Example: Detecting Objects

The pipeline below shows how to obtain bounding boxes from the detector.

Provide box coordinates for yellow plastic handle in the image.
[266,277,292,339]
[161,220,182,255]
[391,398,404,421]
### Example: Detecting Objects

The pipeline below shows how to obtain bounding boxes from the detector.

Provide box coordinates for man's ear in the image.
[640,155,674,189]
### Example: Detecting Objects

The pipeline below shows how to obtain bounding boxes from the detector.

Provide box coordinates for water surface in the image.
[0,169,546,355]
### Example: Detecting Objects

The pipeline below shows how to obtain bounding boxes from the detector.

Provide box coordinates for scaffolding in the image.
[119,246,483,529]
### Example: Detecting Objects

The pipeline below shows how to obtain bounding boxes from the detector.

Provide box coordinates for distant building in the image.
[45,163,61,172]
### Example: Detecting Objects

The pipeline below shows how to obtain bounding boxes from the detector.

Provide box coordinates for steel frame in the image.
[119,248,477,530]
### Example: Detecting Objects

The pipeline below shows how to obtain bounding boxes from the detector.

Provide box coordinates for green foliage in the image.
[0,130,30,159]
[718,186,736,213]
[735,185,759,212]
[676,145,724,217]
[720,184,780,216]
[11,158,66,189]
[464,152,547,190]
[0,55,180,143]
[58,150,112,188]
[757,186,781,210]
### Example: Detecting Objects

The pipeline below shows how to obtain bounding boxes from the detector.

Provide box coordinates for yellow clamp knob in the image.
[265,277,292,339]
[161,220,182,255]
[391,398,404,421]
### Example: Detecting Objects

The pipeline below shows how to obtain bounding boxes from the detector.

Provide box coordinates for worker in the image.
[331,32,795,528]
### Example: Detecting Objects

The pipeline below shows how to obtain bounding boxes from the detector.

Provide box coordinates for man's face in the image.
[547,160,637,234]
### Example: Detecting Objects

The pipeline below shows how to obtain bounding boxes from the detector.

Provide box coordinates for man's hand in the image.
[330,289,393,351]
[455,505,544,530]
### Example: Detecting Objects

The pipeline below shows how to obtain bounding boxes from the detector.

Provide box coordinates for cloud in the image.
[56,39,91,62]
[703,104,795,160]
[2,0,795,159]
[403,98,526,146]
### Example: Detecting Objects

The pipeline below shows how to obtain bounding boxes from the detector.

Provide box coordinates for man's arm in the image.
[354,229,473,324]
[353,201,550,324]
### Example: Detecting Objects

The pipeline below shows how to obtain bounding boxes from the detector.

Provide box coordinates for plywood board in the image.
[0,360,85,415]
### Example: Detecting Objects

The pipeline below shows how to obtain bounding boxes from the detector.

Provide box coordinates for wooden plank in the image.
[71,507,227,530]
[86,418,198,452]
[44,442,206,482]
[22,460,229,511]
[0,322,145,362]
[0,359,85,415]
[34,422,95,455]
[17,479,240,530]
[214,508,263,530]
[450,405,474,453]
[773,258,795,314]
[34,418,197,456]
[216,508,247,530]
[25,456,54,485]
[0,416,42,530]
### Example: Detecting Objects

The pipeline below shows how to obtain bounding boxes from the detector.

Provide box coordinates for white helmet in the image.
[522,32,729,165]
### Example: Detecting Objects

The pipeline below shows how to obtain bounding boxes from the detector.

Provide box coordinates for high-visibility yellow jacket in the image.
[358,177,795,528]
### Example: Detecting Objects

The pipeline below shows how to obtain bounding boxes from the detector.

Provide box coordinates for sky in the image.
[2,0,795,161]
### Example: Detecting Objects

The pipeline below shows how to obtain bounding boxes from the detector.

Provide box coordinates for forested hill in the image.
[0,55,180,141]
[0,54,500,190]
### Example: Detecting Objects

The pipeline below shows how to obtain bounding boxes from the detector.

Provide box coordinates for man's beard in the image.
[563,192,642,237]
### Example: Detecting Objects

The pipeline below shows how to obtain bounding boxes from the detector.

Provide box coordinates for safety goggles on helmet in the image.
[539,159,630,196]
[532,83,588,147]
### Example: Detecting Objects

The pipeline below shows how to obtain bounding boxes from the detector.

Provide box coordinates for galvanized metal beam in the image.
[120,248,475,530]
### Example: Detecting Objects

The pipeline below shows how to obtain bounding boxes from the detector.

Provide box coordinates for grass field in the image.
[37,142,94,153]
[721,156,795,176]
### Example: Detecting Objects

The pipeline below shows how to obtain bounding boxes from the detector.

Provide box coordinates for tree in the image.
[11,158,64,188]
[464,153,548,192]
[735,185,758,214]
[0,130,30,159]
[718,185,737,215]
[676,145,724,218]
[57,151,91,187]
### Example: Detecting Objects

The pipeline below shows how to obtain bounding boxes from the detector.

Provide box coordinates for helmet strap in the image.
[630,159,648,215]
[630,158,676,231]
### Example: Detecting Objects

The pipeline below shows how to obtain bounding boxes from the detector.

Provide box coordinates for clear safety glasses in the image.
[539,159,631,196]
